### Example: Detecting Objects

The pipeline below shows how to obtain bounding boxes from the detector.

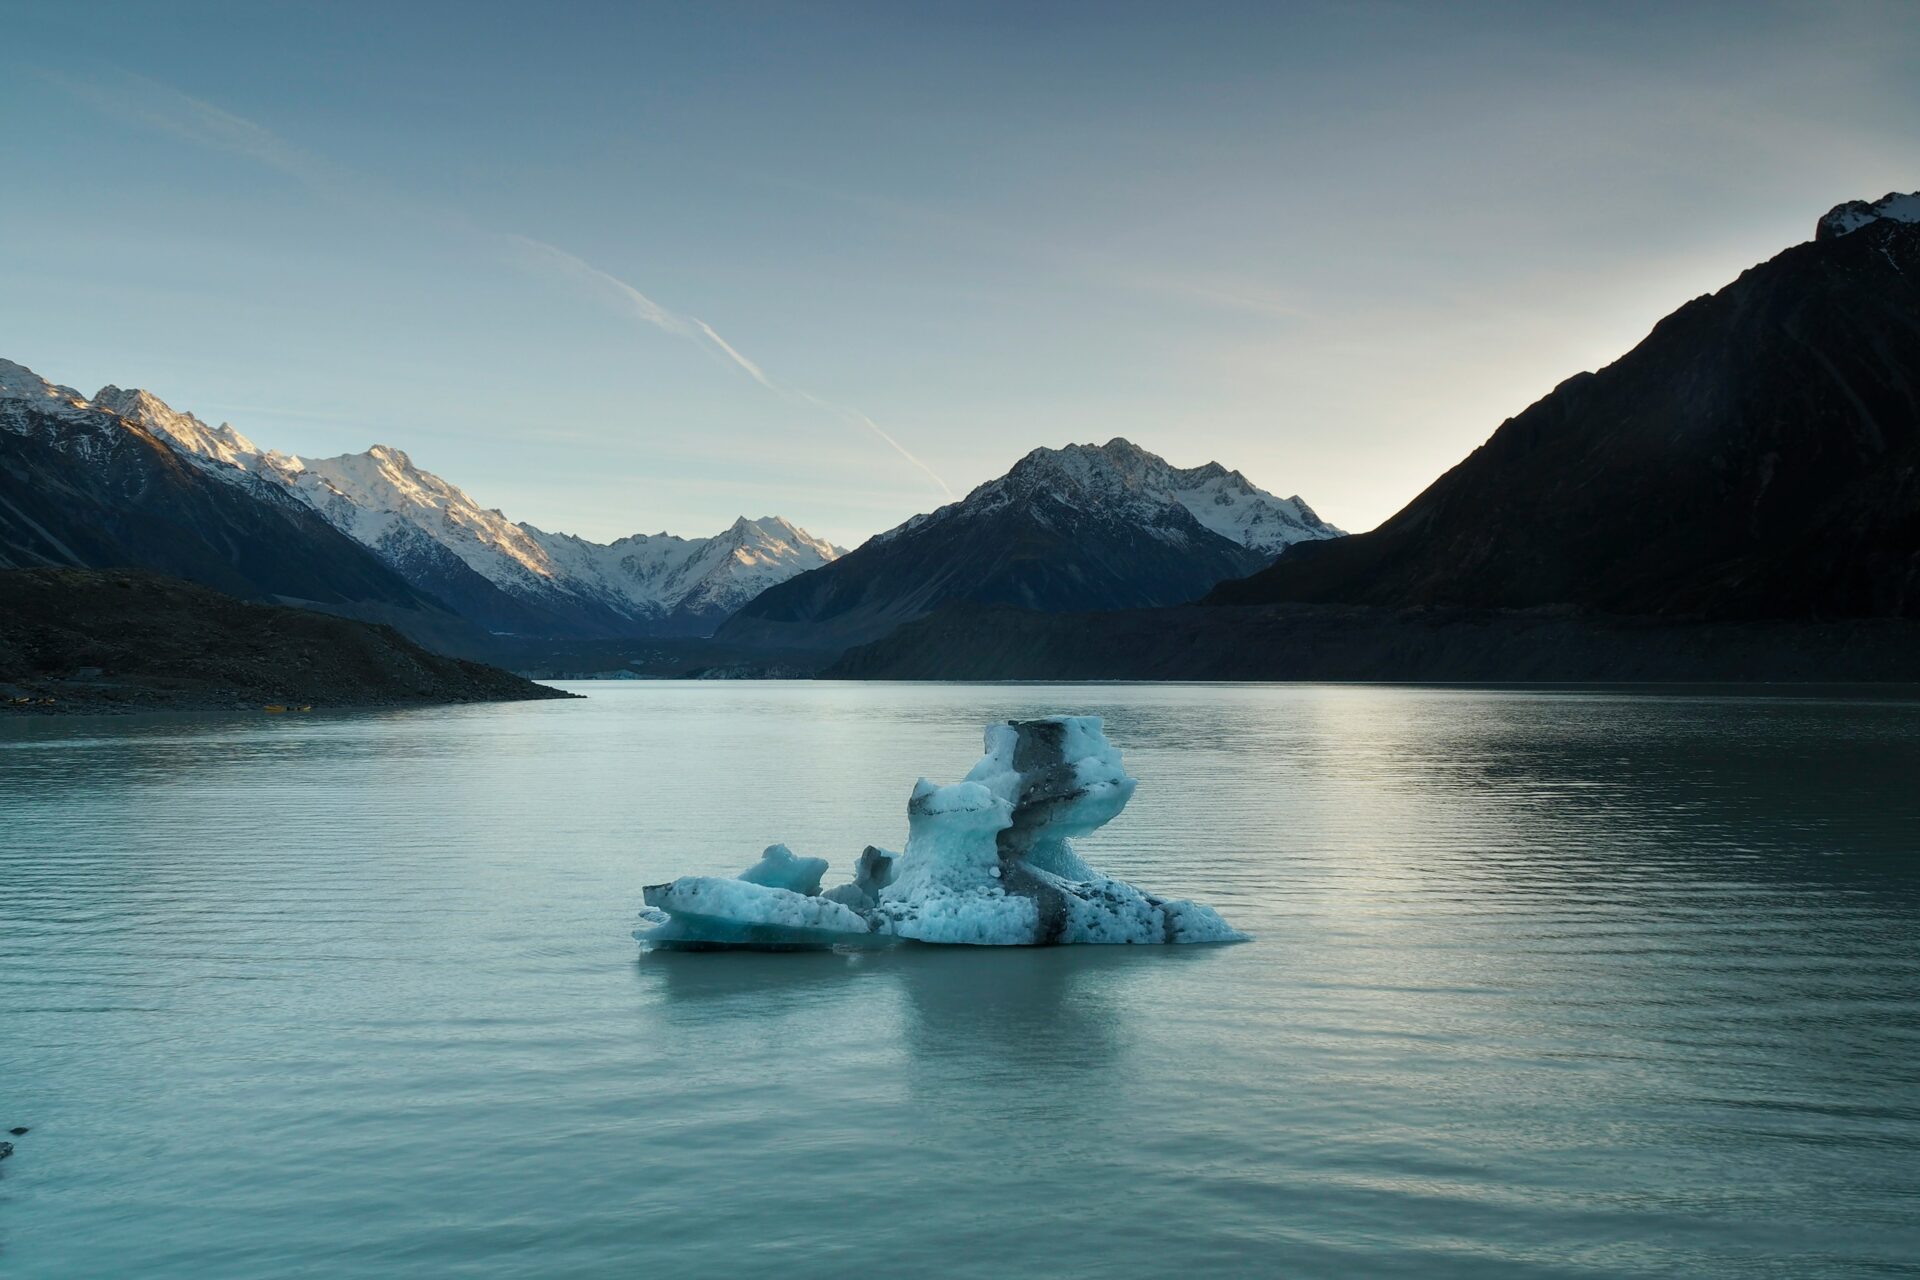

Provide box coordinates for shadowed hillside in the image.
[1209,210,1920,620]
[0,569,572,714]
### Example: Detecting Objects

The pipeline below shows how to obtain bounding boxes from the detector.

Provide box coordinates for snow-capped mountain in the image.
[0,359,136,464]
[0,362,466,645]
[93,384,275,474]
[5,361,845,637]
[722,437,1343,651]
[535,514,844,623]
[0,358,91,419]
[1815,190,1920,240]
[279,445,843,634]
[884,437,1340,555]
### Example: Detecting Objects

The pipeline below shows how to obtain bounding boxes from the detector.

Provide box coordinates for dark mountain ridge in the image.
[1209,206,1920,621]
[840,193,1920,681]
[0,395,488,654]
[720,437,1340,651]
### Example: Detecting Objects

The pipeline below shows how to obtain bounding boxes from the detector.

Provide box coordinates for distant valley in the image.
[0,355,1337,683]
[4,189,1918,695]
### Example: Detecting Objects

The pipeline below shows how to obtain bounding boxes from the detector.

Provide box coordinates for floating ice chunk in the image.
[887,781,1012,891]
[967,716,1132,880]
[638,876,872,950]
[872,716,1243,945]
[635,716,1244,950]
[738,843,829,896]
[1160,898,1242,944]
[873,883,1039,946]
[818,845,899,911]
[853,845,899,896]
[868,776,1025,943]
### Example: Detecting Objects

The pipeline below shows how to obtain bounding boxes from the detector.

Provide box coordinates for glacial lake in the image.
[3,682,1918,1278]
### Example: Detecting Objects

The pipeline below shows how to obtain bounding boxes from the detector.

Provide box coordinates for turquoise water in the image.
[3,683,1918,1277]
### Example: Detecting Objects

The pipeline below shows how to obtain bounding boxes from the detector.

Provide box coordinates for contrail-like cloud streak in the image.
[506,236,953,500]
[796,394,956,501]
[42,71,363,206]
[49,70,955,503]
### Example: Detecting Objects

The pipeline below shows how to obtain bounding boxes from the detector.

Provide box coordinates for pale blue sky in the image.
[5,1,1916,546]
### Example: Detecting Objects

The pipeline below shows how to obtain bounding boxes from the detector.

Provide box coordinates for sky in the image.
[4,1,1917,548]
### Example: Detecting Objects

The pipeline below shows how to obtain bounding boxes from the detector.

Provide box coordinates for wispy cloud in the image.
[692,320,775,388]
[504,235,697,340]
[501,235,952,499]
[45,68,954,502]
[792,393,955,501]
[41,70,365,205]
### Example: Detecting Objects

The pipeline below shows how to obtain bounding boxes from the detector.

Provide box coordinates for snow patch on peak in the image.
[0,358,91,416]
[1816,192,1920,241]
[0,359,130,463]
[297,446,564,588]
[4,355,842,635]
[0,362,270,475]
[717,514,845,559]
[292,446,843,626]
[523,510,844,622]
[92,385,269,475]
[272,441,845,627]
[899,436,1343,556]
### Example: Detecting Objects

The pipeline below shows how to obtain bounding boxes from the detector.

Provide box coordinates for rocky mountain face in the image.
[273,443,842,638]
[721,437,1341,651]
[1815,190,1920,241]
[1210,194,1920,622]
[0,363,484,652]
[5,362,843,640]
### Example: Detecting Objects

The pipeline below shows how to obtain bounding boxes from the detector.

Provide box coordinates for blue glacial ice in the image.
[636,716,1244,949]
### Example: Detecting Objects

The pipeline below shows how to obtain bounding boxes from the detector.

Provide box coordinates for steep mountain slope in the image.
[1210,195,1920,621]
[530,513,843,631]
[282,445,842,635]
[57,369,844,637]
[0,365,482,651]
[80,386,563,636]
[721,438,1341,650]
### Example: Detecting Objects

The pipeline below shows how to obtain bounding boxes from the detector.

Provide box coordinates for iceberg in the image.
[636,716,1244,950]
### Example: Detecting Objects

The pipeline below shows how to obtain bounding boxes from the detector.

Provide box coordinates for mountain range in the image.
[1,356,1340,664]
[840,190,1920,680]
[9,188,1914,687]
[0,362,480,650]
[0,361,842,643]
[720,437,1342,650]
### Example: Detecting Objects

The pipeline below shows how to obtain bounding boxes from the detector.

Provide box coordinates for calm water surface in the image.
[3,683,1918,1277]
